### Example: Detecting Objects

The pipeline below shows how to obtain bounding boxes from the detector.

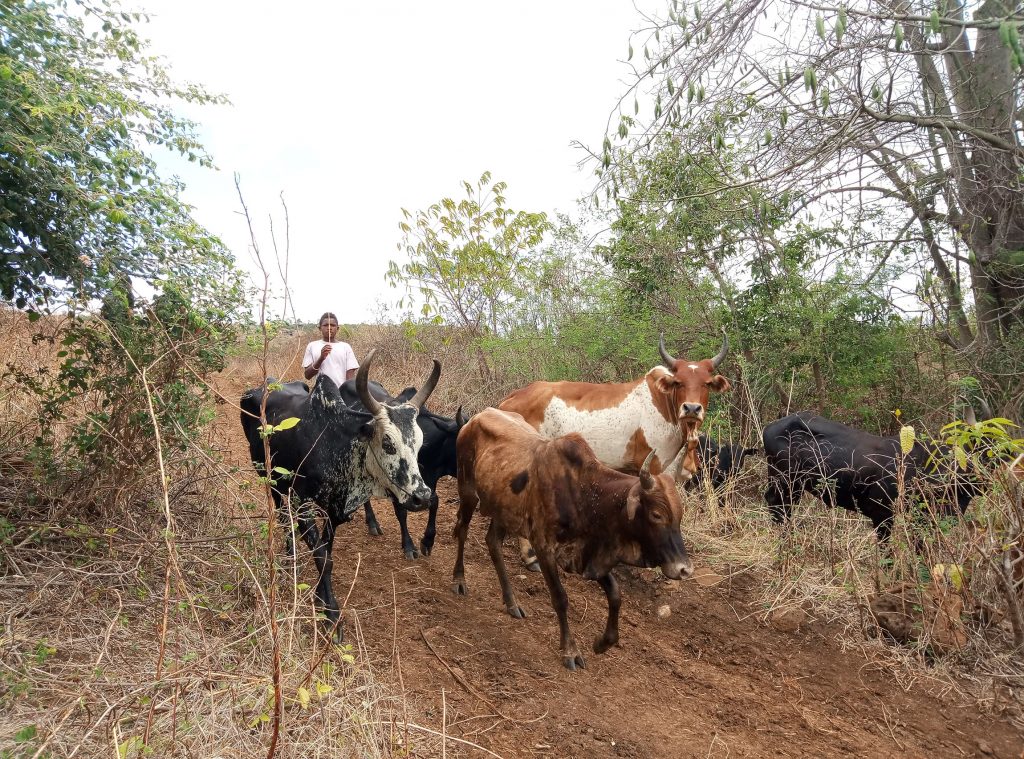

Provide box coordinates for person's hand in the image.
[316,343,332,367]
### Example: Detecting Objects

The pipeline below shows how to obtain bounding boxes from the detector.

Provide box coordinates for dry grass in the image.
[0,313,464,758]
[2,312,1023,757]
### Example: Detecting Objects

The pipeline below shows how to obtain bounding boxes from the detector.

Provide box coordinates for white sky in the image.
[141,1,656,324]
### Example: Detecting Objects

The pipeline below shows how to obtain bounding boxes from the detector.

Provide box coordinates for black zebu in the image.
[339,379,467,560]
[686,434,761,491]
[762,411,982,541]
[240,350,439,640]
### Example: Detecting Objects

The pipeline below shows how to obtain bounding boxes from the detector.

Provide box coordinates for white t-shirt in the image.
[302,340,359,388]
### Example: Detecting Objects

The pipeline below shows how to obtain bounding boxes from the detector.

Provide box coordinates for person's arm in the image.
[304,343,332,380]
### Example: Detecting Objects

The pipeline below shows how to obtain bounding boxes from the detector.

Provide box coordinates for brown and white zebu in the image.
[451,408,693,671]
[498,331,730,569]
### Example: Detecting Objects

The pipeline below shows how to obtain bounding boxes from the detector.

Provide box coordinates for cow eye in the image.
[382,437,397,455]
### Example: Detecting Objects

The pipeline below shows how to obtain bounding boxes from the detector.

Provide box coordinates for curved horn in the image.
[356,348,382,415]
[639,450,657,490]
[407,359,441,410]
[658,332,677,368]
[710,327,729,369]
[455,406,467,427]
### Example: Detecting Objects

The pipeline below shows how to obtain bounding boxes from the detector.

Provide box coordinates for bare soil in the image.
[330,481,1023,759]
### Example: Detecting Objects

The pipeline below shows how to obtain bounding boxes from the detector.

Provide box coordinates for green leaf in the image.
[628,43,634,60]
[894,23,904,50]
[816,13,826,40]
[929,10,940,35]
[275,417,300,431]
[15,725,37,743]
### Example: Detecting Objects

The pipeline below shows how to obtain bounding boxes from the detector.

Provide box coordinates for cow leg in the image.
[451,481,478,596]
[419,491,439,557]
[301,515,342,643]
[592,573,621,654]
[484,521,526,619]
[391,498,419,559]
[861,485,895,544]
[275,491,296,559]
[764,478,794,524]
[363,501,384,537]
[518,537,541,572]
[535,548,584,671]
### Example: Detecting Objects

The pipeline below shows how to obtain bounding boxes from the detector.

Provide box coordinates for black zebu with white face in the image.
[339,379,467,560]
[240,349,439,640]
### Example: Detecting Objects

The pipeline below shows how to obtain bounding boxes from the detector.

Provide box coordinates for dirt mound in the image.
[310,479,1022,759]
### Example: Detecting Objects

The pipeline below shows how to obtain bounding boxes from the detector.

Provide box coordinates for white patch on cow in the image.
[688,364,698,372]
[537,375,682,470]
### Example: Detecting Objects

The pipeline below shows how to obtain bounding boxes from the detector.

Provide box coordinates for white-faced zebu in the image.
[240,349,439,640]
[337,378,467,560]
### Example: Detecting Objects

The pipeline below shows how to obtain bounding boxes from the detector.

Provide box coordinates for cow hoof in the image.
[525,559,541,573]
[367,524,384,537]
[451,579,468,596]
[419,540,433,556]
[563,653,586,671]
[507,605,527,619]
[404,546,421,560]
[593,635,617,654]
[324,620,344,644]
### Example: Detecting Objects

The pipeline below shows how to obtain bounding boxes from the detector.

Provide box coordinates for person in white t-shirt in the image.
[303,311,360,388]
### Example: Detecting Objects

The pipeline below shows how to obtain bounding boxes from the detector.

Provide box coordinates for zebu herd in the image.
[240,336,986,669]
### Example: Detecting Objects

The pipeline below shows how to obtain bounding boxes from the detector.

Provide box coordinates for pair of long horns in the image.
[659,327,728,370]
[356,349,441,414]
[639,450,657,490]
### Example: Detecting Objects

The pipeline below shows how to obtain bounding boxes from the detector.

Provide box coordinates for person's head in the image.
[318,312,339,342]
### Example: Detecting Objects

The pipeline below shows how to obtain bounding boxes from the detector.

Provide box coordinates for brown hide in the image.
[455,409,686,559]
[497,339,730,477]
[451,409,692,669]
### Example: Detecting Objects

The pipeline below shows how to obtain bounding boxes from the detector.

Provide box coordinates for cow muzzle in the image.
[398,485,433,512]
[681,403,704,420]
[661,558,694,580]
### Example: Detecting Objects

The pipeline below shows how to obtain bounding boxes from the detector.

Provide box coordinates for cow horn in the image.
[639,450,657,490]
[455,406,467,427]
[658,333,676,368]
[407,359,441,410]
[356,348,382,415]
[711,328,728,369]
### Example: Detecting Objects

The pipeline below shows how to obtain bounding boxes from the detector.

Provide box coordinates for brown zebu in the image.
[451,408,693,671]
[498,331,730,568]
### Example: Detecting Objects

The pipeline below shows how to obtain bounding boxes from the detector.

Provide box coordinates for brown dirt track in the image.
[215,363,1023,759]
[319,481,1023,759]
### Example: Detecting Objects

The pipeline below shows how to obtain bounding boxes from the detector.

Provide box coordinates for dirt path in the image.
[317,480,1020,759]
[215,378,1020,759]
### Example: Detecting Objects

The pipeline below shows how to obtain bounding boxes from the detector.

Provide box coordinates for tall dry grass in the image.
[0,312,466,758]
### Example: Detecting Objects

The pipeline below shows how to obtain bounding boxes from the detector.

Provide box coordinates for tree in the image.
[605,0,1024,415]
[1,0,228,311]
[0,0,245,509]
[387,172,551,336]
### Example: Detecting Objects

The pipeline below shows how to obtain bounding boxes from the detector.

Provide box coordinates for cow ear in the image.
[654,374,677,394]
[625,488,642,521]
[358,421,375,440]
[708,374,731,392]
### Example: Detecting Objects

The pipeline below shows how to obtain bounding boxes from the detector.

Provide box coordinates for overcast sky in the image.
[141,1,656,324]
